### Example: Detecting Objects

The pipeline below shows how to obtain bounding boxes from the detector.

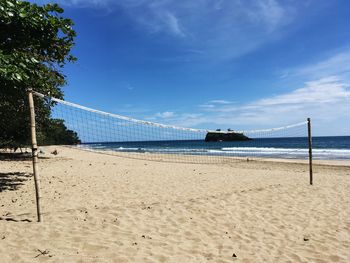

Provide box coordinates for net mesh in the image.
[33,92,310,164]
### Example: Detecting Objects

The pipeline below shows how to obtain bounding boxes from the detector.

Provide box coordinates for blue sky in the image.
[33,0,350,136]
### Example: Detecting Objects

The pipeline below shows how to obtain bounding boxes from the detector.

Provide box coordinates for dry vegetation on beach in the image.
[1,146,350,262]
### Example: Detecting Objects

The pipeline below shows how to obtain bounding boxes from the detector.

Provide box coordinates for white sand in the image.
[1,146,350,262]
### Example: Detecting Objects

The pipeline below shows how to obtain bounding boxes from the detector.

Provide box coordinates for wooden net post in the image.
[27,88,43,222]
[307,118,313,185]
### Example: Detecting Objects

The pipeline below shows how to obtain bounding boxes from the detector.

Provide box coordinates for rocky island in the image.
[205,130,251,142]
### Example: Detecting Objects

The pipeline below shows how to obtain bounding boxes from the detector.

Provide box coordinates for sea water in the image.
[81,136,350,160]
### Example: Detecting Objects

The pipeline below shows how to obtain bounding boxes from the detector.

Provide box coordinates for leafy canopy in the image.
[0,0,80,148]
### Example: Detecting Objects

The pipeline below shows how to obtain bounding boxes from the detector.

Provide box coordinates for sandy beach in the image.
[1,146,350,262]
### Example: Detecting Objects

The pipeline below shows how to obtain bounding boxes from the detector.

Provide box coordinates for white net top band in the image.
[33,91,307,134]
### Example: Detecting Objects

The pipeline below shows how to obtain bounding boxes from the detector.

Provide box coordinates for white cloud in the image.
[198,104,215,109]
[150,111,206,127]
[163,113,207,128]
[280,48,350,81]
[257,77,350,106]
[153,77,350,135]
[215,77,349,125]
[209,100,234,104]
[296,49,350,79]
[155,111,175,118]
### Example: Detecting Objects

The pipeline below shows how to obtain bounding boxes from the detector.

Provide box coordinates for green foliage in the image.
[0,0,79,148]
[37,119,81,145]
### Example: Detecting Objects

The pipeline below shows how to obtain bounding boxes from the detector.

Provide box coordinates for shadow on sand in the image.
[0,172,32,192]
[0,152,32,161]
[0,152,50,162]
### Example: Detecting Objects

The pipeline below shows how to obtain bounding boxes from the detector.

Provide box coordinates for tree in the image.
[0,0,79,148]
[38,119,81,145]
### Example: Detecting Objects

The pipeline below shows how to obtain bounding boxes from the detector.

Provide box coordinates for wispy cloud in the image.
[246,0,286,32]
[295,49,350,79]
[150,76,350,134]
[117,81,135,91]
[163,12,185,37]
[38,0,310,60]
[209,100,234,104]
[198,104,215,109]
[198,100,235,110]
[147,111,206,128]
[257,77,350,106]
[155,111,175,118]
[280,48,350,81]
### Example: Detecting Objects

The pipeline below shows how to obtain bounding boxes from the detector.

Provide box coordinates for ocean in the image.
[82,136,350,160]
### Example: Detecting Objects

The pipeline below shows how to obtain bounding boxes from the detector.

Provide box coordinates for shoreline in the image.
[64,145,350,167]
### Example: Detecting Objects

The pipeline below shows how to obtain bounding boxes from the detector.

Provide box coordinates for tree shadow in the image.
[0,152,50,161]
[0,172,32,192]
[0,152,32,161]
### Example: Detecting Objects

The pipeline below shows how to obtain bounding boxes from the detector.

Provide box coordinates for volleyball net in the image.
[32,91,311,164]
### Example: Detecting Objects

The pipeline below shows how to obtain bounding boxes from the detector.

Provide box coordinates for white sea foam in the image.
[217,147,350,159]
[81,144,350,160]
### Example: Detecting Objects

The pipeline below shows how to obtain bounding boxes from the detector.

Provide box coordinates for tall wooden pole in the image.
[307,118,313,185]
[28,88,43,222]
